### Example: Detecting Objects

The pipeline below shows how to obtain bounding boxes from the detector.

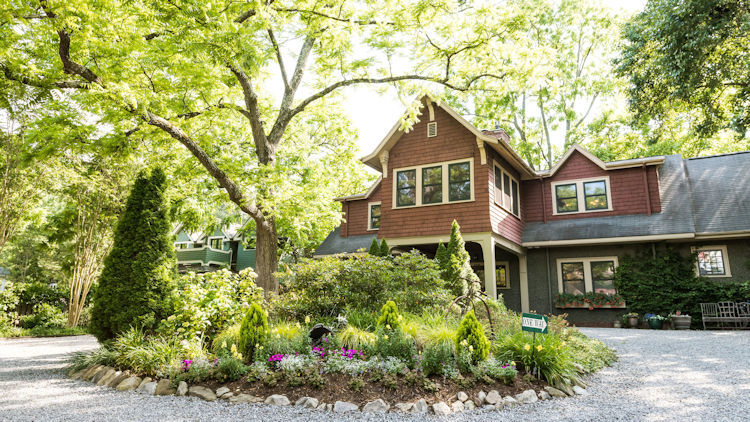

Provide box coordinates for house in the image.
[316,95,750,325]
[172,224,256,273]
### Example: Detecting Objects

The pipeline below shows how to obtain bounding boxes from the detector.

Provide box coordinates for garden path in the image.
[1,329,748,421]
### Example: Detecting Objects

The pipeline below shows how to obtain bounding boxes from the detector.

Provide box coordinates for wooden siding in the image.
[487,148,524,244]
[341,183,382,237]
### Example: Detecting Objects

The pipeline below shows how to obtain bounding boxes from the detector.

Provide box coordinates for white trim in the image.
[519,255,529,313]
[692,245,732,278]
[694,230,750,240]
[493,160,521,219]
[335,178,382,202]
[523,232,695,247]
[174,241,192,249]
[556,256,619,294]
[480,237,497,300]
[207,236,225,250]
[367,201,381,231]
[538,144,665,178]
[551,176,613,216]
[392,158,475,209]
[496,261,511,290]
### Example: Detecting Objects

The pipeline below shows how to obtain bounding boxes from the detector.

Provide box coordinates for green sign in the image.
[521,312,548,334]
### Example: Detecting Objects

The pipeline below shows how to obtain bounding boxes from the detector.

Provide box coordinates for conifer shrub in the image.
[90,168,176,342]
[455,310,489,364]
[379,238,390,257]
[445,221,480,296]
[239,303,269,362]
[368,238,381,256]
[435,242,450,278]
[376,300,401,330]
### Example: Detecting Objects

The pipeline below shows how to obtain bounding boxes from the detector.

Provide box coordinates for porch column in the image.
[519,254,530,312]
[481,237,497,300]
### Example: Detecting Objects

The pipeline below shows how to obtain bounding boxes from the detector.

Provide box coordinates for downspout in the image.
[642,164,652,216]
[546,247,554,314]
[539,176,547,223]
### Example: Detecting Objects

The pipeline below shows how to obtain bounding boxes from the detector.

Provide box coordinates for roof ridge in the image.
[686,151,750,160]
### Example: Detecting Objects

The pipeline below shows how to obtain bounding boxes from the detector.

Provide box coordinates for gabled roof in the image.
[360,95,536,179]
[537,144,665,178]
[334,177,382,202]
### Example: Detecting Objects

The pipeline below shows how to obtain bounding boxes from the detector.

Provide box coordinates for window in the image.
[555,183,578,213]
[493,163,521,217]
[557,257,618,295]
[174,242,191,249]
[209,237,223,249]
[368,202,381,230]
[427,121,437,137]
[396,169,417,206]
[552,177,612,215]
[693,245,732,277]
[393,159,473,208]
[422,166,443,204]
[496,261,510,290]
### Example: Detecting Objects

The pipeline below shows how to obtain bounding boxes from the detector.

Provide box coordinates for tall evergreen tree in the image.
[435,242,450,279]
[89,168,176,341]
[445,221,479,296]
[379,238,391,257]
[368,238,381,256]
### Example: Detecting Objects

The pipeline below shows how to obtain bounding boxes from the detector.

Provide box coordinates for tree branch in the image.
[267,29,289,91]
[57,30,103,86]
[228,64,268,145]
[273,7,391,26]
[1,64,86,89]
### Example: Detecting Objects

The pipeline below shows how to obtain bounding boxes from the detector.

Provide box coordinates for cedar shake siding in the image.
[376,106,491,239]
[487,149,524,244]
[341,183,381,237]
[522,150,662,223]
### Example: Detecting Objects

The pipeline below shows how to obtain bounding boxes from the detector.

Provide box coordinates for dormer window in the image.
[552,177,612,215]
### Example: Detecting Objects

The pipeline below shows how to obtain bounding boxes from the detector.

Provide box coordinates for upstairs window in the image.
[368,202,381,230]
[175,242,191,249]
[552,177,612,215]
[393,159,473,208]
[493,163,521,218]
[396,169,417,206]
[209,237,223,249]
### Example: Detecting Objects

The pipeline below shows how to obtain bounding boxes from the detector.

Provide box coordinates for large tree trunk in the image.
[255,217,279,293]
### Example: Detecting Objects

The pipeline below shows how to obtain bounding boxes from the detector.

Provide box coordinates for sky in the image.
[343,0,647,158]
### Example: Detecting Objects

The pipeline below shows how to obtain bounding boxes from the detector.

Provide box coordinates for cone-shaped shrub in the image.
[379,238,390,257]
[376,300,401,330]
[368,238,381,256]
[455,310,490,364]
[90,168,176,342]
[445,220,479,296]
[239,303,268,362]
[435,242,450,278]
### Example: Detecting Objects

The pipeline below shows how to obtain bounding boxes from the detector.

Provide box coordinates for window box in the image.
[554,292,625,310]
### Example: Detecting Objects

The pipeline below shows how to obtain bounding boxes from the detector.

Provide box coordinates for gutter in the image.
[522,232,695,248]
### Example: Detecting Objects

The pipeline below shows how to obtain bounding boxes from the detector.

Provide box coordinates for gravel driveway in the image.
[1,329,749,421]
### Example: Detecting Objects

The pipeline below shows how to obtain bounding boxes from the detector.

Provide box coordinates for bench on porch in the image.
[700,302,750,330]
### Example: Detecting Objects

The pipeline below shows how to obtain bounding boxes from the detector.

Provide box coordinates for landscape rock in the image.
[228,394,263,404]
[326,404,333,412]
[90,367,111,383]
[464,400,475,411]
[137,381,157,395]
[503,396,519,407]
[495,402,505,411]
[573,385,589,396]
[295,397,319,409]
[476,391,487,406]
[432,402,451,416]
[316,402,326,410]
[115,376,141,391]
[155,379,176,395]
[215,386,230,397]
[485,390,502,405]
[264,394,290,406]
[188,386,217,401]
[333,401,358,413]
[412,399,429,414]
[137,377,152,390]
[457,391,469,402]
[544,386,568,398]
[82,365,103,381]
[515,389,539,404]
[451,401,465,412]
[107,373,129,388]
[559,384,575,396]
[96,369,116,386]
[362,399,390,413]
[221,392,233,399]
[538,390,552,401]
[394,402,413,412]
[176,381,188,396]
[482,405,496,410]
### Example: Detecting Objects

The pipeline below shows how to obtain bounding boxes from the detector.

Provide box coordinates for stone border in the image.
[68,365,588,415]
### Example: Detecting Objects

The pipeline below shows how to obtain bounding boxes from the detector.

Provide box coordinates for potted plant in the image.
[670,310,691,330]
[624,312,639,328]
[647,314,668,329]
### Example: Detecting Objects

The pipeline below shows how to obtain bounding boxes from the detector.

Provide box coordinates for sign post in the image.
[521,313,548,378]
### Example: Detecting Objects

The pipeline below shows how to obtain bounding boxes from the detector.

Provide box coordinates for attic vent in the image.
[427,122,437,137]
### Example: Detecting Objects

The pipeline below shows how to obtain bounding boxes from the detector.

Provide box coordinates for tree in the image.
[89,168,175,341]
[435,242,450,279]
[379,239,390,257]
[445,220,479,297]
[368,238,381,256]
[1,1,514,292]
[616,0,750,140]
[457,0,623,168]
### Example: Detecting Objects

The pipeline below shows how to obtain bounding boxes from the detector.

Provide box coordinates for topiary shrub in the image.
[445,220,480,297]
[90,168,176,342]
[379,238,390,257]
[455,310,489,364]
[435,242,450,279]
[239,303,269,362]
[368,238,381,256]
[376,300,401,330]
